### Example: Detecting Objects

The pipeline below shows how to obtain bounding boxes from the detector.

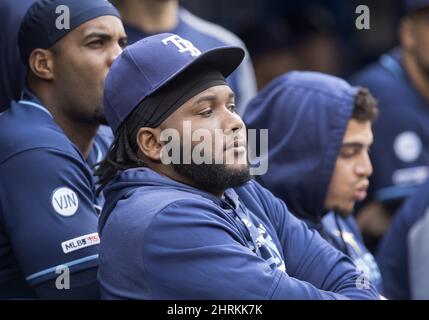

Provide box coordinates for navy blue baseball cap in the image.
[104,33,245,132]
[405,0,429,14]
[19,0,120,66]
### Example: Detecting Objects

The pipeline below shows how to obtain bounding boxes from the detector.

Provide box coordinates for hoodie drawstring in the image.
[334,214,350,256]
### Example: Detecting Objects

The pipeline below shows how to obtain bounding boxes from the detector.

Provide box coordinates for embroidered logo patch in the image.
[61,233,100,254]
[52,187,79,216]
[394,131,422,162]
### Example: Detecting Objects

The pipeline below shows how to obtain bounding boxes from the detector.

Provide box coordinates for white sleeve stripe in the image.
[25,254,99,282]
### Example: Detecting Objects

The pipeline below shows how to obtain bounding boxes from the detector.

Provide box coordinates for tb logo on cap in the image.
[162,35,201,57]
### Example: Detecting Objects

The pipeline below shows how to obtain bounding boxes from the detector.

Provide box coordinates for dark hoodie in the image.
[97,167,379,299]
[243,71,383,293]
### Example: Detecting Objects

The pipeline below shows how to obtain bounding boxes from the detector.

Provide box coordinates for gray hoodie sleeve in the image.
[408,208,429,299]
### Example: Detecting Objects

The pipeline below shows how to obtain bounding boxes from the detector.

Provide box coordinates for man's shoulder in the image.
[235,179,274,203]
[351,56,422,114]
[0,102,82,165]
[125,186,221,218]
[351,59,398,90]
[396,179,429,228]
[125,179,271,212]
[103,185,227,241]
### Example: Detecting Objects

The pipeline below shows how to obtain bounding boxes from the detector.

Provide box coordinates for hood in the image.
[98,167,231,234]
[244,71,359,222]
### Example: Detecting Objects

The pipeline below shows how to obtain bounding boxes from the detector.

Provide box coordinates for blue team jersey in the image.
[0,90,112,298]
[351,48,429,209]
[98,167,379,300]
[0,0,35,111]
[123,7,257,116]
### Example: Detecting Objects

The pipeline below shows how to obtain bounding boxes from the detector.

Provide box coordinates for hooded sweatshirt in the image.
[243,71,383,293]
[98,166,379,300]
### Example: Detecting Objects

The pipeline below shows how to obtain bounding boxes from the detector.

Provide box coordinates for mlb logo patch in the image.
[61,233,100,254]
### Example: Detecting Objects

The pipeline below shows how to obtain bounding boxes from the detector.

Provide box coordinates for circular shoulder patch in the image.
[394,131,422,163]
[51,187,79,216]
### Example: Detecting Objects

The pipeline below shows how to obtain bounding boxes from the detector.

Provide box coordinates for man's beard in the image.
[171,142,251,192]
[172,162,251,192]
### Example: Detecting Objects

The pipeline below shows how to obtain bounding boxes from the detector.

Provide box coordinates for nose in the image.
[107,42,123,67]
[355,151,373,178]
[222,107,245,135]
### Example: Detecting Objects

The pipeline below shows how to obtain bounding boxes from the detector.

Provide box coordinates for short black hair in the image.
[351,87,378,122]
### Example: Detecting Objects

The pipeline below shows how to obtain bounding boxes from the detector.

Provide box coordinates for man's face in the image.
[51,15,127,124]
[324,119,373,217]
[159,85,250,192]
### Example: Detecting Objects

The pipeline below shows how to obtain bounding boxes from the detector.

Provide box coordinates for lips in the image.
[354,182,369,202]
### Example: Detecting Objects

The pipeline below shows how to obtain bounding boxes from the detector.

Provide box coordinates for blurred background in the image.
[181,0,403,89]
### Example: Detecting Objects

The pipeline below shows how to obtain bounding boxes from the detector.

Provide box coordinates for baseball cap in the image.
[19,0,120,66]
[404,0,429,14]
[104,33,245,132]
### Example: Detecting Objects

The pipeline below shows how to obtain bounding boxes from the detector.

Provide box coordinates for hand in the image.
[356,201,392,238]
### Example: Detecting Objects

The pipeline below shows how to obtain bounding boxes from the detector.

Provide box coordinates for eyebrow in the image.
[193,92,235,105]
[83,32,127,43]
[84,32,111,40]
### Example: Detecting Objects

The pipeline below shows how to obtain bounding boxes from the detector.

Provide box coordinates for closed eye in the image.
[198,108,213,117]
[339,144,364,158]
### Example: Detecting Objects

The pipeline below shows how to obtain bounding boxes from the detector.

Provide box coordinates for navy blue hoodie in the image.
[98,167,379,299]
[243,71,383,292]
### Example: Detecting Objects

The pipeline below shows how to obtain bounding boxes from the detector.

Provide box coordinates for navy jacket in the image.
[98,167,379,299]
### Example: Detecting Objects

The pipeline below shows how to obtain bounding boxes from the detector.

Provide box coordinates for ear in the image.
[136,127,163,161]
[28,49,55,80]
[399,17,416,51]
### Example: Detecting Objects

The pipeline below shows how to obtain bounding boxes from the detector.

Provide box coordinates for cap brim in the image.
[149,46,245,96]
[192,46,245,78]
